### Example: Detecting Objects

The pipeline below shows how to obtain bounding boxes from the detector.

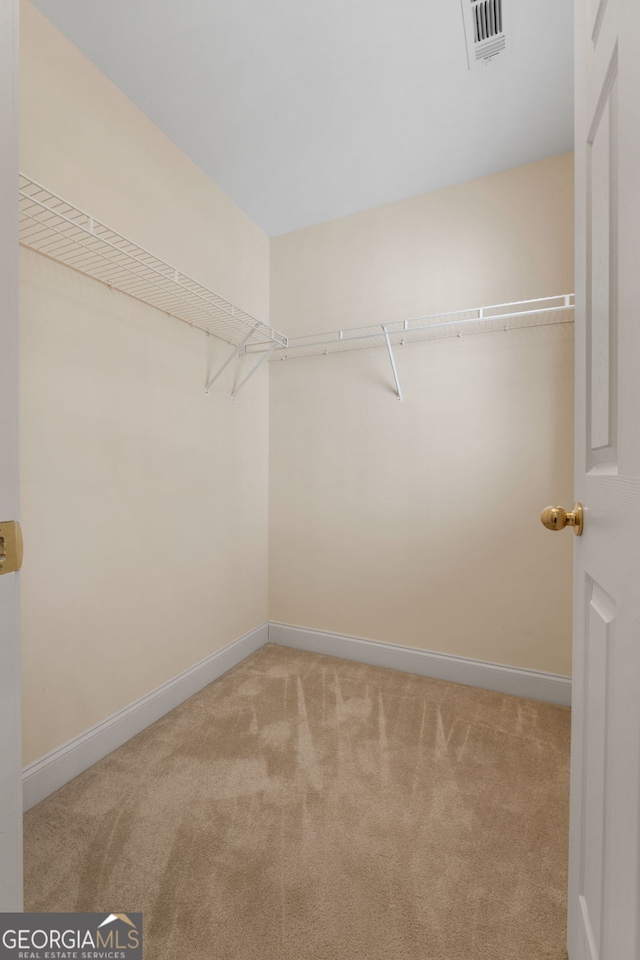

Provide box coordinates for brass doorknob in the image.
[540,503,584,536]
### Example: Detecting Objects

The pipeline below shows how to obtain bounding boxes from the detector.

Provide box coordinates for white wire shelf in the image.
[18,175,288,349]
[250,295,574,361]
[17,174,574,402]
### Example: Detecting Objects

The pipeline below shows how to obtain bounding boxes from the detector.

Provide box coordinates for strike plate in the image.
[0,521,23,574]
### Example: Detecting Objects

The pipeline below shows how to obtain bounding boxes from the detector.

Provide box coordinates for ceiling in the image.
[30,0,574,237]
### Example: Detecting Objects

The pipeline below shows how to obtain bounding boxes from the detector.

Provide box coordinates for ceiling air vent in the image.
[461,0,510,70]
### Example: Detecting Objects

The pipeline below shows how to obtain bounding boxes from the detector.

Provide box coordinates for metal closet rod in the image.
[249,294,575,403]
[213,295,576,402]
[248,294,576,356]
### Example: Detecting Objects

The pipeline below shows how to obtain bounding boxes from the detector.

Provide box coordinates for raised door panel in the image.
[587,57,618,471]
[576,579,616,960]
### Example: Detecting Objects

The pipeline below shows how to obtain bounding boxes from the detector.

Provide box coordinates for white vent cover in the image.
[461,0,510,70]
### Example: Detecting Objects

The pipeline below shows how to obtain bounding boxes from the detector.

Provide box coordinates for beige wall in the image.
[269,154,575,675]
[20,2,270,764]
[20,0,575,765]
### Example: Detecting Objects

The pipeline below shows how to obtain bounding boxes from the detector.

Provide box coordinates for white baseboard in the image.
[24,619,571,811]
[268,622,572,707]
[22,622,269,811]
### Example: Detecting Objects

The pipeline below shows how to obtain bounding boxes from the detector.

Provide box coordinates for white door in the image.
[568,0,640,957]
[0,0,23,912]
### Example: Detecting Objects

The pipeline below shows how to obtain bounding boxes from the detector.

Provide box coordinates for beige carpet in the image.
[24,644,570,959]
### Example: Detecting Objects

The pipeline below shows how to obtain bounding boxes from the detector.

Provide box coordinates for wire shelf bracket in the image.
[231,342,279,402]
[382,325,404,402]
[204,322,262,395]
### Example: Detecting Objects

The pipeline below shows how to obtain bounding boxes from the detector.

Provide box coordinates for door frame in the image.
[0,0,23,912]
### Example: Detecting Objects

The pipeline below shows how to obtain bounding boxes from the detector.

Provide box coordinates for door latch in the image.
[0,521,23,574]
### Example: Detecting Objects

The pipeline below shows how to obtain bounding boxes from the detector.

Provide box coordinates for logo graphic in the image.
[0,912,142,959]
[98,915,138,931]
